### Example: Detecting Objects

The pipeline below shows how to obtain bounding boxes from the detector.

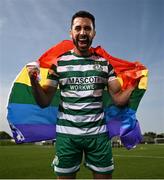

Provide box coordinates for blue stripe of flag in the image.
[7,103,58,125]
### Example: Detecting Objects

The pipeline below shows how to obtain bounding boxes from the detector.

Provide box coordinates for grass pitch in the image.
[0,144,164,179]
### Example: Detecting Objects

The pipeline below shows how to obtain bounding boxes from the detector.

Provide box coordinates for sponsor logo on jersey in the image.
[67,66,74,71]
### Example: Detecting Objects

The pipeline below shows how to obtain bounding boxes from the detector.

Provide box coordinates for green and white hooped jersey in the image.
[46,51,116,137]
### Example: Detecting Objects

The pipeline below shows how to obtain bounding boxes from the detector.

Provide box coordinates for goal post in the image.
[154,138,164,144]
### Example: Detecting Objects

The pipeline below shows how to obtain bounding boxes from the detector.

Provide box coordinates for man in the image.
[27,11,136,179]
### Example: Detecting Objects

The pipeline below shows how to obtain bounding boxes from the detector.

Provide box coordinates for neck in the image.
[73,47,91,57]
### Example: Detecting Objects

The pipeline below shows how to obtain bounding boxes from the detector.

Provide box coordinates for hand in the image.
[132,78,140,89]
[26,62,40,82]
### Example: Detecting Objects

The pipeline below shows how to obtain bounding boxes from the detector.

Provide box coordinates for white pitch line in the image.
[114,154,164,159]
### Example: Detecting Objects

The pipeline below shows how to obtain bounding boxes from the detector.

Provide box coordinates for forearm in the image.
[30,78,52,108]
[111,86,135,106]
[26,63,57,108]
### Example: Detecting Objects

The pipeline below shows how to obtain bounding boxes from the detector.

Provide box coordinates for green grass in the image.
[0,144,164,179]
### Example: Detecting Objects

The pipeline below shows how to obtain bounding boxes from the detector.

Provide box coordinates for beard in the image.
[72,34,93,53]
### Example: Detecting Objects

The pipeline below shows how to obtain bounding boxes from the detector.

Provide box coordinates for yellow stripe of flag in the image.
[15,66,49,86]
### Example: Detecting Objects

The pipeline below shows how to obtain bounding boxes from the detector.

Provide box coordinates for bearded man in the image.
[27,11,136,179]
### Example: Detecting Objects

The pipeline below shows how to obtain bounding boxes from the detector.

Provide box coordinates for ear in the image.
[69,29,72,39]
[93,30,96,38]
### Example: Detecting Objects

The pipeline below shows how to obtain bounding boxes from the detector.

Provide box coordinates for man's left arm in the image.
[108,79,136,106]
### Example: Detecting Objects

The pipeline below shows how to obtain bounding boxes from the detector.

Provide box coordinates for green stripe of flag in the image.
[9,83,144,111]
[102,90,114,107]
[103,89,146,110]
[128,88,146,110]
[9,82,60,106]
[9,83,36,104]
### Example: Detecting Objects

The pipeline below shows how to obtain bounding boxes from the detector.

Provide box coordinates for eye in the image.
[74,26,81,31]
[84,26,92,31]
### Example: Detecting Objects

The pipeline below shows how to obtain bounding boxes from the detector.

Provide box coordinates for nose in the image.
[79,28,86,35]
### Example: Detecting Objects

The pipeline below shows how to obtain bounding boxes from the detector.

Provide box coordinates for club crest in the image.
[93,63,103,71]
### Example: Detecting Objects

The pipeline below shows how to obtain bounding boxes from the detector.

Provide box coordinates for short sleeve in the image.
[45,64,59,87]
[108,63,117,82]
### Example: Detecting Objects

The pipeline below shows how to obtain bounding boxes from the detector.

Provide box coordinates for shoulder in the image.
[55,50,80,63]
[59,51,72,57]
[57,51,73,60]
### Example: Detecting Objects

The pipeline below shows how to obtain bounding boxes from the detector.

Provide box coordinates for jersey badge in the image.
[93,63,103,71]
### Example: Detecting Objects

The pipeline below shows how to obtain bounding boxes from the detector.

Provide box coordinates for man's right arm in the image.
[28,67,57,108]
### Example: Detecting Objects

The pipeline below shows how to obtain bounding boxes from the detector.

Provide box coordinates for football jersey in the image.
[46,51,116,137]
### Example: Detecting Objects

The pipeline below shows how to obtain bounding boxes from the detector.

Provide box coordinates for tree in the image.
[143,132,157,139]
[156,133,164,138]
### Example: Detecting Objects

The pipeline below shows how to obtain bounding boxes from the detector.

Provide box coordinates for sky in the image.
[0,0,164,135]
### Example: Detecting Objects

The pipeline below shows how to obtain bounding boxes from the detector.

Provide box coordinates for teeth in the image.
[79,37,87,40]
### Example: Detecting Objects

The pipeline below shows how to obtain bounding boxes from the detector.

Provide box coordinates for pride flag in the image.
[7,40,148,149]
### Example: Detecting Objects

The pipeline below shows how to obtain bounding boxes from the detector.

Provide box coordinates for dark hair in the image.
[71,10,95,29]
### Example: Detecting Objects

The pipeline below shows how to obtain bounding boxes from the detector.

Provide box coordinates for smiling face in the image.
[70,17,96,56]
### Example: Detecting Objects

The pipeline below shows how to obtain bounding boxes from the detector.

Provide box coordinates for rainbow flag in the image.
[7,40,148,149]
